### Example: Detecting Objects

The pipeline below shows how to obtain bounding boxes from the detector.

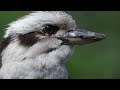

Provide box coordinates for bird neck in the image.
[1,42,74,79]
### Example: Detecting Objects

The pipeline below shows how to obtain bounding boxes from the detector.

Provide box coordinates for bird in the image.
[0,11,106,79]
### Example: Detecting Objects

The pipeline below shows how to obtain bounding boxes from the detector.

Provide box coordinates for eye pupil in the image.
[43,25,59,35]
[80,35,84,38]
[45,25,52,34]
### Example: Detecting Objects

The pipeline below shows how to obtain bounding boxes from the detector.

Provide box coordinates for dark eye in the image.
[42,25,59,35]
[79,35,84,39]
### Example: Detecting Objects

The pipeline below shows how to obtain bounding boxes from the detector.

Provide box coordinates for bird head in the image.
[0,11,107,63]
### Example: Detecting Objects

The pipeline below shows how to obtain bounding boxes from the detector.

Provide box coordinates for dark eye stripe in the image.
[18,31,41,47]
[0,36,11,53]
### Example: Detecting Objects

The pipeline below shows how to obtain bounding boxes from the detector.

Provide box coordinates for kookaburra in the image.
[0,11,106,79]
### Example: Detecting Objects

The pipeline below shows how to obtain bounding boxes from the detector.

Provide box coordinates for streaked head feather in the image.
[4,11,76,38]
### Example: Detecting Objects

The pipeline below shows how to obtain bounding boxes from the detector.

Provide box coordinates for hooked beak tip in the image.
[91,33,107,41]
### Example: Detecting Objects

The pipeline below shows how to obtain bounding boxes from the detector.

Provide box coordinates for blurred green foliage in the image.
[0,11,119,79]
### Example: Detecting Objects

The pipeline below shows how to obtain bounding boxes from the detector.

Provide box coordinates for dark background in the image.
[0,11,119,79]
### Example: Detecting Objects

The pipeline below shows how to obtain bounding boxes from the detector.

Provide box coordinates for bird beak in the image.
[58,29,107,45]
